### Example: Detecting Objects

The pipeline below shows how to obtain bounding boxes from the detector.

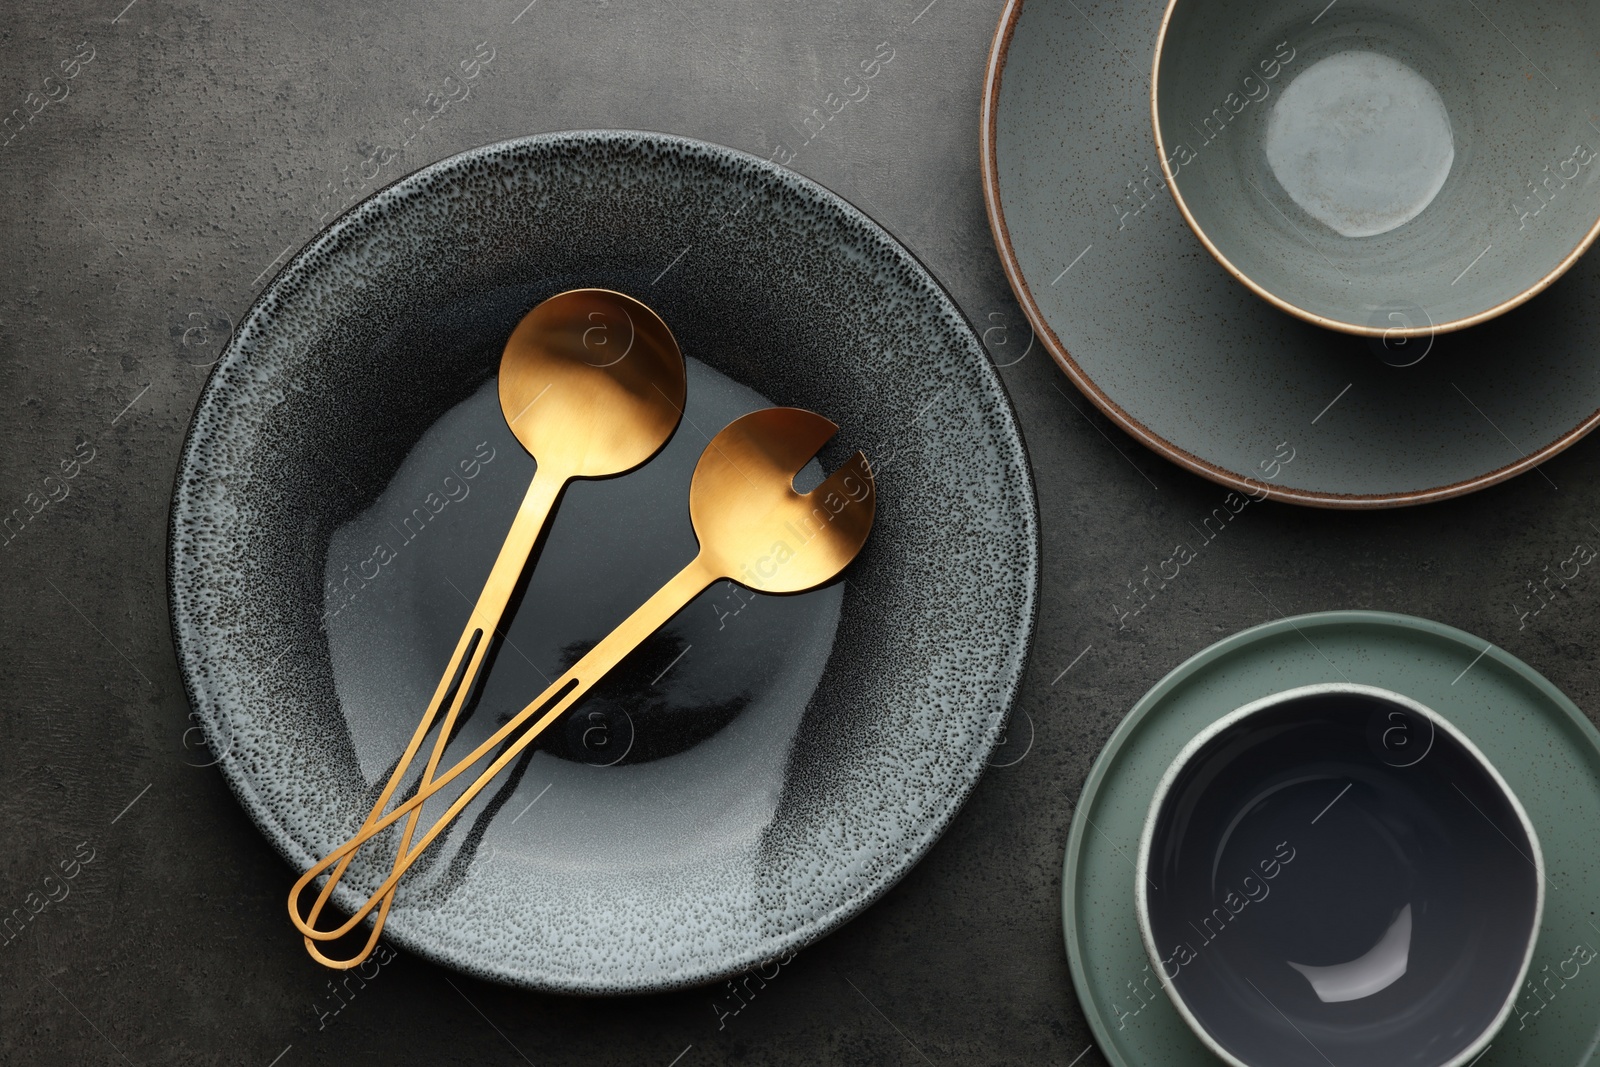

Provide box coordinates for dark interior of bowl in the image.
[169,131,1037,992]
[1143,690,1539,1066]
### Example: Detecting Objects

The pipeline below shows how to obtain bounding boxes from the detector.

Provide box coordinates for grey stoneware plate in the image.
[1063,611,1600,1066]
[168,130,1039,993]
[981,0,1600,507]
[1136,683,1543,1067]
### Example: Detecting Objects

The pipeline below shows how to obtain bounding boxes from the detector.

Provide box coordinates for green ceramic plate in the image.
[1063,611,1600,1065]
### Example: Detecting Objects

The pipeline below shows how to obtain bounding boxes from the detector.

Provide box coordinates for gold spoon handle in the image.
[295,465,567,965]
[289,555,718,948]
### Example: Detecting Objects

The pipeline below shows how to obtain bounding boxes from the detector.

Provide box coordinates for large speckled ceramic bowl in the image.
[1152,0,1600,337]
[1137,683,1542,1067]
[982,0,1600,507]
[169,130,1039,993]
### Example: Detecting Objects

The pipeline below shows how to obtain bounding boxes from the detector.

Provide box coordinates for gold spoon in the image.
[290,407,876,956]
[299,288,685,967]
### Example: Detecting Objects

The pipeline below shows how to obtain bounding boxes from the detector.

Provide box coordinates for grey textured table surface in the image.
[3,1,1598,1064]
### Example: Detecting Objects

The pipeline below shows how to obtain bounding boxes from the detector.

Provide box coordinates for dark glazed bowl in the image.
[1136,683,1543,1067]
[168,130,1039,992]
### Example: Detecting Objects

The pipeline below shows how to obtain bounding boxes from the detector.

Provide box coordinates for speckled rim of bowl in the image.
[167,128,1042,992]
[1148,0,1600,340]
[1132,681,1545,1067]
[978,0,1600,509]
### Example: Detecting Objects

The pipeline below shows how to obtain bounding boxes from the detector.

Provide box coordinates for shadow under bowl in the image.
[1152,0,1600,336]
[1136,683,1543,1067]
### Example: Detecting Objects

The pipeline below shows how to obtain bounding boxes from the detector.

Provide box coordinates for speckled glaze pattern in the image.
[981,0,1600,507]
[1062,611,1600,1066]
[168,130,1039,993]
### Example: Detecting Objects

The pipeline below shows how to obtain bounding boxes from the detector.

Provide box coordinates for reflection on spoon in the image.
[1288,904,1412,1003]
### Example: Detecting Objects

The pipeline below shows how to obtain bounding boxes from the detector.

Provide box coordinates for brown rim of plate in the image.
[978,0,1600,509]
[1149,0,1600,340]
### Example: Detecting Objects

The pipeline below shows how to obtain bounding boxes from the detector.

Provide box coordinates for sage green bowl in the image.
[1152,0,1600,337]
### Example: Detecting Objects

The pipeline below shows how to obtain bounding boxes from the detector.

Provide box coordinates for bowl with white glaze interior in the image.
[1152,0,1600,337]
[1135,682,1543,1067]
